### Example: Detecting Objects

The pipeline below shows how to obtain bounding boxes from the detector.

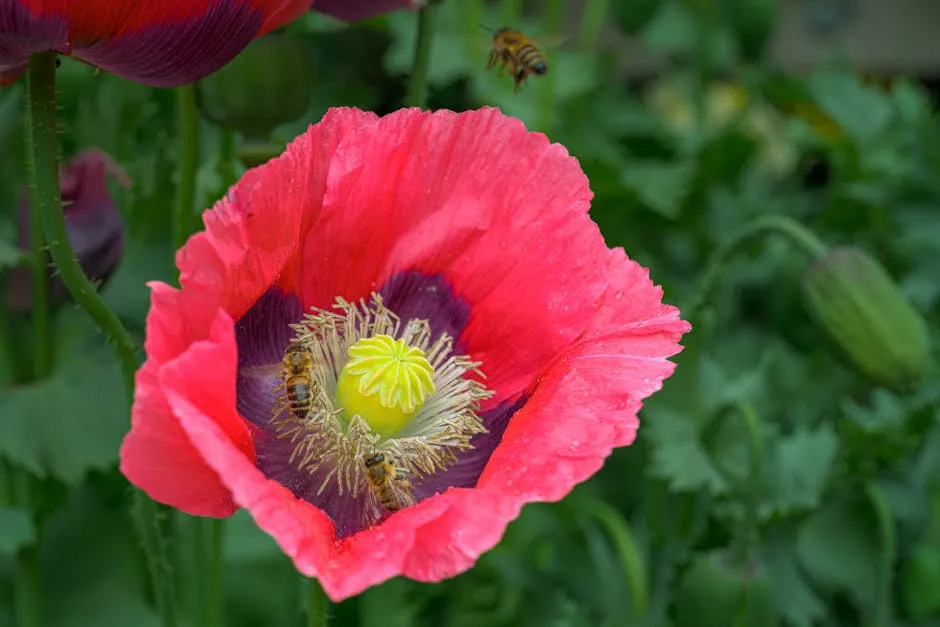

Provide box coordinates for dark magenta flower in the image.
[119,107,690,601]
[314,0,426,22]
[7,149,128,311]
[0,0,311,86]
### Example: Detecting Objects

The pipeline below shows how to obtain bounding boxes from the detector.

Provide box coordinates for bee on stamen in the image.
[363,451,416,514]
[281,343,318,421]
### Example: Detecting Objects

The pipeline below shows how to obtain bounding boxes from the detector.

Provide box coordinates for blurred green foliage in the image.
[1,0,940,626]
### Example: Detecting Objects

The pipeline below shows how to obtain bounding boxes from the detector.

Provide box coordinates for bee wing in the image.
[531,33,570,49]
[238,362,282,380]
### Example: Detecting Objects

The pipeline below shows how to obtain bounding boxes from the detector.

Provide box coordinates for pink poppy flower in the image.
[119,106,690,601]
[0,0,310,86]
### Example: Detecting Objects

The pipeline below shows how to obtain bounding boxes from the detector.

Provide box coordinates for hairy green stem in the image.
[27,50,178,627]
[405,4,435,108]
[686,214,828,314]
[306,578,329,627]
[26,51,139,399]
[24,112,51,379]
[577,0,610,53]
[173,83,199,252]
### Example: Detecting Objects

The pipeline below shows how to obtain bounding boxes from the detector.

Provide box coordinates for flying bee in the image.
[482,26,564,93]
[280,343,318,421]
[363,452,416,514]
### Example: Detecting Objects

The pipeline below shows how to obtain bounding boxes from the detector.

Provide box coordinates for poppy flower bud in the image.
[675,550,780,627]
[197,33,315,140]
[7,150,129,311]
[801,246,930,394]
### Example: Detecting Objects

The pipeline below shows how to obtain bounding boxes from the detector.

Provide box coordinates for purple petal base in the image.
[77,0,264,87]
[235,271,524,537]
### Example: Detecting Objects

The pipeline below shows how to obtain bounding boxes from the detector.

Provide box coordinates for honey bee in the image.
[281,343,317,421]
[483,26,551,93]
[363,452,416,513]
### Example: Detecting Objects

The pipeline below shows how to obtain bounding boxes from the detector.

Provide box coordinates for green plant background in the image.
[2,1,940,626]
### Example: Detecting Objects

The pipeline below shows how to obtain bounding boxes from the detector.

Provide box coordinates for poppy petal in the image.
[121,282,255,515]
[0,0,310,87]
[298,107,608,405]
[177,107,378,321]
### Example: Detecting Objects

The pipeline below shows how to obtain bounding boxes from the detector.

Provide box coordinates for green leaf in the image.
[619,158,696,220]
[806,71,893,146]
[644,407,728,494]
[699,352,768,416]
[761,525,826,627]
[0,317,128,484]
[101,235,175,327]
[765,424,839,517]
[796,494,880,608]
[41,488,159,627]
[0,506,35,555]
[841,389,907,432]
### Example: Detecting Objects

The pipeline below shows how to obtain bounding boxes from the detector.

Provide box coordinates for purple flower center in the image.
[235,271,525,538]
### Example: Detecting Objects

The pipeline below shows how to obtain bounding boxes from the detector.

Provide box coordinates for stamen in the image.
[268,293,491,525]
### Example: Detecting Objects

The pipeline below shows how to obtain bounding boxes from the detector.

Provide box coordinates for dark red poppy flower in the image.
[7,149,129,311]
[0,0,310,87]
[119,107,690,601]
[313,0,426,22]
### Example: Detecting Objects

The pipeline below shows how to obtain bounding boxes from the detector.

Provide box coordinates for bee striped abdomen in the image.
[281,343,317,420]
[517,44,547,75]
[285,377,314,419]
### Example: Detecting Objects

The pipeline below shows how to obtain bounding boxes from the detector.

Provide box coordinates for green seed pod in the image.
[675,550,780,627]
[900,544,940,622]
[801,246,930,394]
[197,33,315,140]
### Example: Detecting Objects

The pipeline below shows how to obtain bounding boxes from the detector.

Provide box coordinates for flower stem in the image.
[577,0,609,53]
[685,214,827,313]
[405,4,435,108]
[173,83,199,252]
[865,482,895,627]
[14,544,40,627]
[26,50,179,627]
[538,0,565,133]
[730,401,764,569]
[499,0,523,24]
[24,122,51,378]
[305,578,329,627]
[26,51,139,399]
[191,517,225,627]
